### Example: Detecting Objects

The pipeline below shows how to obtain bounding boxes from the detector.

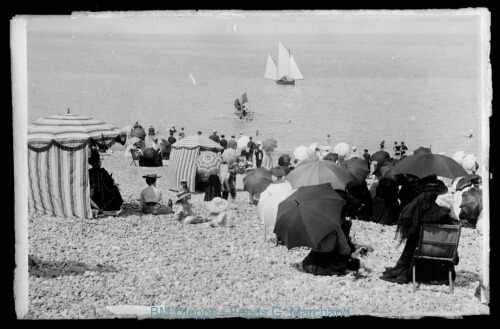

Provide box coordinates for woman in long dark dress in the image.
[88,148,123,213]
[380,191,458,284]
[370,176,401,225]
[302,219,360,276]
[204,173,222,202]
[345,180,373,221]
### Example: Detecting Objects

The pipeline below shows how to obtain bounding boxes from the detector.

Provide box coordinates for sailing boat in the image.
[264,40,304,85]
[233,92,254,121]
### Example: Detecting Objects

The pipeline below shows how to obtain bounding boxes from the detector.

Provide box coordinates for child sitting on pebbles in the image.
[172,191,207,224]
[206,197,236,228]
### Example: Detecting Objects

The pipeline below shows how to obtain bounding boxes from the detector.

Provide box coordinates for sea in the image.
[26,31,483,166]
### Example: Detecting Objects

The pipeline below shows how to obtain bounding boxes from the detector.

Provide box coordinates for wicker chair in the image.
[412,224,461,293]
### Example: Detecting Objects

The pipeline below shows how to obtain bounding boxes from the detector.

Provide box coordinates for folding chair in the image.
[130,149,141,166]
[412,223,461,293]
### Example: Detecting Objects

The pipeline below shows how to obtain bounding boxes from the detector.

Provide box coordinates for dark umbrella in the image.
[285,159,353,190]
[141,147,162,167]
[130,127,146,140]
[459,187,482,222]
[274,183,346,250]
[392,153,468,179]
[413,146,432,155]
[243,167,273,196]
[271,165,290,178]
[373,161,394,180]
[340,157,370,185]
[262,138,278,152]
[370,151,391,163]
[323,152,339,162]
[456,174,482,191]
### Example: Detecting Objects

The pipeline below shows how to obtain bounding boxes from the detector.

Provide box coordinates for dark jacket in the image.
[168,136,177,145]
[219,138,228,149]
[209,134,220,143]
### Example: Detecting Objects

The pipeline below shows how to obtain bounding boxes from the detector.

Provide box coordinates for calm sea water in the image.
[26,31,482,163]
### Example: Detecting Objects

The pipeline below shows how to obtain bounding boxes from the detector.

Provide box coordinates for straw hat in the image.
[207,197,229,214]
[142,174,161,179]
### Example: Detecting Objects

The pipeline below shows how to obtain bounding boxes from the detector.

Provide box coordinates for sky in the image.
[21,9,486,35]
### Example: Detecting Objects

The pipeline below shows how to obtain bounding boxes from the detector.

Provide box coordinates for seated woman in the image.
[173,191,207,224]
[90,184,102,218]
[140,174,173,215]
[88,148,123,215]
[302,218,360,276]
[380,191,458,285]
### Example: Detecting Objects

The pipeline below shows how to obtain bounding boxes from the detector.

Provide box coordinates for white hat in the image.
[213,129,217,133]
[207,197,229,214]
[352,146,357,151]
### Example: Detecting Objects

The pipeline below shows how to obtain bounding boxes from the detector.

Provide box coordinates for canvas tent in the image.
[168,135,224,192]
[27,112,124,219]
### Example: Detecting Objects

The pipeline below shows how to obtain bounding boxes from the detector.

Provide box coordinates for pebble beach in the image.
[25,150,489,319]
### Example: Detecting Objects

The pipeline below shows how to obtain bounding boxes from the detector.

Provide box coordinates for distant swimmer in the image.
[466,129,473,138]
[287,120,292,123]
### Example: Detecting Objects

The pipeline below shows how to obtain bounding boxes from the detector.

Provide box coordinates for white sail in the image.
[277,41,291,79]
[264,54,277,80]
[289,54,303,80]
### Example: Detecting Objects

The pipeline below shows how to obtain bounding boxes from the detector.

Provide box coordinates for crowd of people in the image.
[88,126,482,288]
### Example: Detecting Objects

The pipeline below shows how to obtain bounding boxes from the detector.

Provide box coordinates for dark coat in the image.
[209,134,220,143]
[219,138,228,149]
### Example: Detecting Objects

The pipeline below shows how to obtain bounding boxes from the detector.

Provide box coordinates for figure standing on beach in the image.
[169,125,177,134]
[400,141,408,156]
[209,129,220,143]
[178,127,185,139]
[222,164,238,200]
[219,134,228,150]
[148,126,155,136]
[227,135,237,150]
[363,149,371,168]
[255,142,263,168]
[380,140,385,151]
[393,141,401,158]
[326,134,332,145]
[168,132,177,145]
[261,151,273,170]
[197,131,202,136]
[247,136,256,161]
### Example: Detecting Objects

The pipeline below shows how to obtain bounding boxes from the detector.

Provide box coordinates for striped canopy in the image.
[171,135,223,151]
[28,112,124,149]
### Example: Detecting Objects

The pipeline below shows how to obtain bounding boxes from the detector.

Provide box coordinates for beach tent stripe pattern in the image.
[28,113,122,147]
[168,147,200,192]
[171,135,223,150]
[28,144,92,219]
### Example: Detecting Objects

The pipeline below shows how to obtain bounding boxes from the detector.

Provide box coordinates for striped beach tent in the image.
[168,135,223,192]
[28,111,124,219]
